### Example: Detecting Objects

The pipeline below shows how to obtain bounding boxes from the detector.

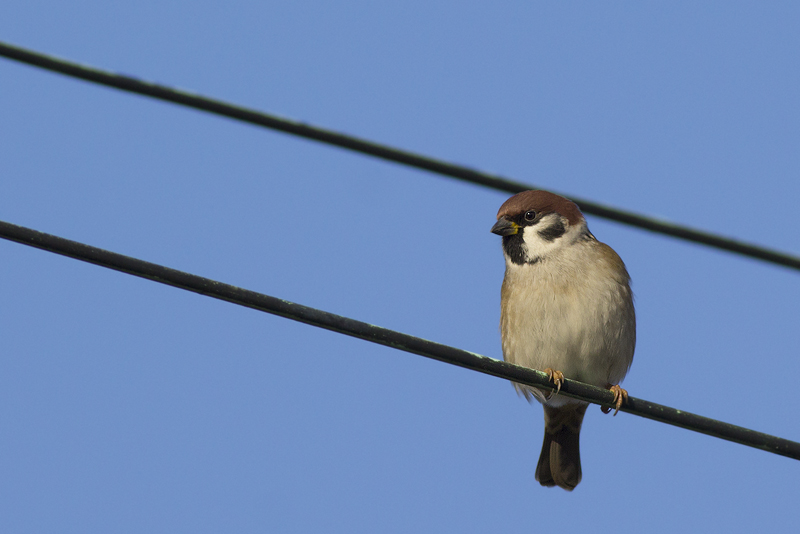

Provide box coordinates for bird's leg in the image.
[601,384,628,416]
[542,368,565,400]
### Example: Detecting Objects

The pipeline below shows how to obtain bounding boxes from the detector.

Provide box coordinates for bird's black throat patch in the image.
[502,234,532,265]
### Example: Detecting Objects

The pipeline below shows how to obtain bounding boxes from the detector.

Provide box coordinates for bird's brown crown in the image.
[496,190,584,226]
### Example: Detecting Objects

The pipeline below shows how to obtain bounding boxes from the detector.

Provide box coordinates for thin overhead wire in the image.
[1,40,799,272]
[1,219,798,461]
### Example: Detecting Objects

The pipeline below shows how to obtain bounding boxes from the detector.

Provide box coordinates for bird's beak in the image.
[491,217,519,236]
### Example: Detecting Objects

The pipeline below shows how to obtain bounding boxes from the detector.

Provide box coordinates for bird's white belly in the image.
[500,267,634,401]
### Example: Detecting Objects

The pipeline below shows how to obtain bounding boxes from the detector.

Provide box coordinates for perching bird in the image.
[491,190,635,491]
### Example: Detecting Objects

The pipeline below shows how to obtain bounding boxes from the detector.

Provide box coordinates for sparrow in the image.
[491,190,635,491]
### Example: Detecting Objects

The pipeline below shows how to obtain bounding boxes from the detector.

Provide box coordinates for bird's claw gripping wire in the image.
[601,385,628,416]
[543,368,565,400]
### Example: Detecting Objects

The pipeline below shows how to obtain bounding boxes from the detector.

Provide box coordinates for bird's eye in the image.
[524,210,536,221]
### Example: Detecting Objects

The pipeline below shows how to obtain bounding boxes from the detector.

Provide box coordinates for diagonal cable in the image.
[0,218,798,460]
[1,40,798,272]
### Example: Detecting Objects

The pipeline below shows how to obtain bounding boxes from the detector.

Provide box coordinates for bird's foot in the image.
[542,368,565,400]
[601,384,628,416]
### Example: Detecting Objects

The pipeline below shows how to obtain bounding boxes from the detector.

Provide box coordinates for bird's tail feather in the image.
[535,402,588,491]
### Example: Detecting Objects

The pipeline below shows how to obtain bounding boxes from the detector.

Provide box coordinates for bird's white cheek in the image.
[520,227,560,261]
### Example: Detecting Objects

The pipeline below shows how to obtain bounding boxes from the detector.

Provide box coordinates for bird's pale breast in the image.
[500,243,635,403]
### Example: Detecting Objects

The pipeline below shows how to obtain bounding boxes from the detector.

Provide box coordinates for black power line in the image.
[1,40,799,272]
[1,218,798,461]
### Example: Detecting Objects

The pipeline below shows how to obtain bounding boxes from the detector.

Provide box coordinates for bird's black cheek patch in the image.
[502,234,528,265]
[537,220,566,242]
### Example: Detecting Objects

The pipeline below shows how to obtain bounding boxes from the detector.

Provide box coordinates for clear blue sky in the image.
[2,2,799,532]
